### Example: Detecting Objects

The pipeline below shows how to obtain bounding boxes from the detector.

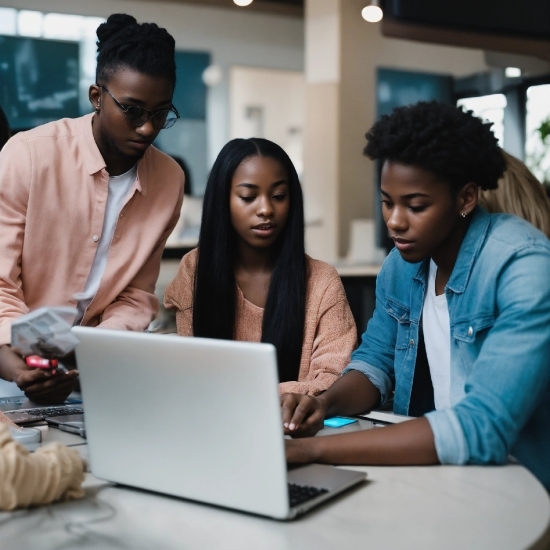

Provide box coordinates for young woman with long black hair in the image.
[164,138,357,395]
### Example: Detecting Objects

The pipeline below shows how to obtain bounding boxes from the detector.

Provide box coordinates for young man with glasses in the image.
[0,14,184,403]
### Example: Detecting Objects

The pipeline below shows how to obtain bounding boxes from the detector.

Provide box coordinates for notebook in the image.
[72,326,366,520]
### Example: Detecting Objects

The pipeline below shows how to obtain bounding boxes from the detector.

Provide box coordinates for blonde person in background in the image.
[478,151,550,238]
[0,414,86,510]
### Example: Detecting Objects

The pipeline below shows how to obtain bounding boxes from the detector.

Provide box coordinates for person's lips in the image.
[252,222,276,237]
[128,140,152,151]
[391,236,414,252]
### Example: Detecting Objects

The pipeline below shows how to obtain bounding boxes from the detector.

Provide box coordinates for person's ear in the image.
[89,85,101,112]
[457,182,478,218]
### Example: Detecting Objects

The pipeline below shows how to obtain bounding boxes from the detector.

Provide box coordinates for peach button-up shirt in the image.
[0,114,184,345]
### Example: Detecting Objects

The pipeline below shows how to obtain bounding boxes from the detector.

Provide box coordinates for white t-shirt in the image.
[75,164,138,323]
[422,259,451,410]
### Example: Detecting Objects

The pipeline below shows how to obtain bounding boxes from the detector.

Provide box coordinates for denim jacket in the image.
[345,207,550,489]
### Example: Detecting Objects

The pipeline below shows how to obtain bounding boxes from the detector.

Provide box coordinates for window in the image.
[457,94,507,147]
[525,84,550,183]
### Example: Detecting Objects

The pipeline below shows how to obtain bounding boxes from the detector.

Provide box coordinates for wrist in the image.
[0,346,14,381]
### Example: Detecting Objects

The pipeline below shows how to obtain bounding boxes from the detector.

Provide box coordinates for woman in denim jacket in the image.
[282,101,550,490]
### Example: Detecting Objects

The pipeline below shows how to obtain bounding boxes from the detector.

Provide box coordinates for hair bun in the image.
[96,14,137,51]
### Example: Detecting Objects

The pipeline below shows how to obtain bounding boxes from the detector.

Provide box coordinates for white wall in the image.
[0,0,304,165]
[230,66,305,177]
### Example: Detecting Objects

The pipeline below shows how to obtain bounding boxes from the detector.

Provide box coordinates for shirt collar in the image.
[78,113,148,196]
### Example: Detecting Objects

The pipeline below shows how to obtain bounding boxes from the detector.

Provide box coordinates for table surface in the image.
[1,420,549,550]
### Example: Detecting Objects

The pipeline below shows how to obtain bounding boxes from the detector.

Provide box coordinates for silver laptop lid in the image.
[73,327,290,519]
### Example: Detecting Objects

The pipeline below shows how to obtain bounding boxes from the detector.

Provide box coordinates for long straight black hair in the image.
[193,138,307,382]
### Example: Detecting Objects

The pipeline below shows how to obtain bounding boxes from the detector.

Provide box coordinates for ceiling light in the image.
[234,0,254,6]
[505,67,521,78]
[362,1,383,23]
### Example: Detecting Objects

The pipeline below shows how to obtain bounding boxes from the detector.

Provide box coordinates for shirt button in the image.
[410,339,414,346]
[467,326,473,336]
[92,235,99,242]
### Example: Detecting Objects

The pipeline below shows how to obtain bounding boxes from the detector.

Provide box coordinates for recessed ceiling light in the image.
[234,0,254,6]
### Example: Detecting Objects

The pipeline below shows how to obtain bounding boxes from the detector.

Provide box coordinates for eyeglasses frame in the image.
[96,83,180,129]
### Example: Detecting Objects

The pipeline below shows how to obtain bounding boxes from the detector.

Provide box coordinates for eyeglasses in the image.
[97,84,180,129]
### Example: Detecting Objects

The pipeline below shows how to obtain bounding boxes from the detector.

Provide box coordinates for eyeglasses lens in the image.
[125,107,177,129]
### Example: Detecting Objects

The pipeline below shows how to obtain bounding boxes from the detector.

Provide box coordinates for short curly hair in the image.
[364,101,506,192]
[95,14,176,87]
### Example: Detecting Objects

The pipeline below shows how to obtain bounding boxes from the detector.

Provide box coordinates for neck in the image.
[92,115,139,176]
[234,242,276,274]
[431,217,471,291]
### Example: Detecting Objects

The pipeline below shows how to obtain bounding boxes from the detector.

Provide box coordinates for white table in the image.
[1,420,549,550]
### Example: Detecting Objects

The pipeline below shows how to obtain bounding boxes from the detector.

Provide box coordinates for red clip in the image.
[25,356,59,369]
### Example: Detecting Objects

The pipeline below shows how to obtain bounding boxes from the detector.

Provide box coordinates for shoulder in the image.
[8,117,81,149]
[143,146,185,187]
[305,256,348,305]
[485,213,550,255]
[164,249,198,310]
[306,256,341,285]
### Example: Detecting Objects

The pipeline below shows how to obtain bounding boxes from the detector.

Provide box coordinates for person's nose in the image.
[257,195,274,218]
[135,118,156,139]
[385,206,408,233]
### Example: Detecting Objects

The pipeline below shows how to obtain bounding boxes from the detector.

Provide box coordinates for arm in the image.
[281,257,400,435]
[286,417,438,465]
[163,250,197,336]
[0,137,31,345]
[278,273,357,396]
[98,183,184,332]
[425,246,550,467]
[0,423,85,510]
[0,138,77,402]
[281,369,381,436]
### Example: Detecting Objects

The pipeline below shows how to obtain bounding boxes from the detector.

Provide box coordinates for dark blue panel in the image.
[0,36,79,130]
[377,68,453,118]
[173,51,210,120]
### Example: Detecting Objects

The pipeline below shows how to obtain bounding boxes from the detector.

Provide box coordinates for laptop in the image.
[72,326,366,520]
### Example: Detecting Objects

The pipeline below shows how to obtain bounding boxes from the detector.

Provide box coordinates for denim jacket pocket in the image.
[452,314,495,379]
[453,314,495,344]
[385,299,411,350]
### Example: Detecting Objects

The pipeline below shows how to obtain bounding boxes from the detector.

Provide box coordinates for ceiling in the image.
[153,0,304,17]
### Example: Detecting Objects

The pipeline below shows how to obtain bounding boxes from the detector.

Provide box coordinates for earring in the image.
[95,101,100,113]
[461,212,467,218]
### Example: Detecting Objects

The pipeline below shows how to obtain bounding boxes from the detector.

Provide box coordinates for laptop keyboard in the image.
[4,405,84,423]
[288,483,329,507]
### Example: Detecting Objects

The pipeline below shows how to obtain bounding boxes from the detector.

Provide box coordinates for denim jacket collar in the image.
[446,206,491,294]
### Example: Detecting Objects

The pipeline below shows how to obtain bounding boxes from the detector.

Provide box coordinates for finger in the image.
[292,408,325,438]
[288,398,315,431]
[25,379,77,403]
[23,374,77,395]
[16,368,55,389]
[281,394,298,428]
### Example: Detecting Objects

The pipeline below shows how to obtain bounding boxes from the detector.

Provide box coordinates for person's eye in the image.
[381,200,393,209]
[240,196,255,203]
[273,194,287,201]
[124,105,145,116]
[409,205,427,213]
[153,109,169,121]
